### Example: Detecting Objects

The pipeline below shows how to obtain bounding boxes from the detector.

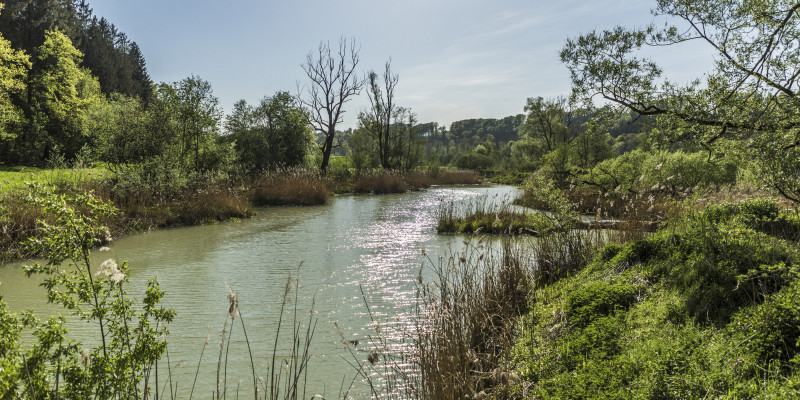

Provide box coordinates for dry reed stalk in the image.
[350,239,533,399]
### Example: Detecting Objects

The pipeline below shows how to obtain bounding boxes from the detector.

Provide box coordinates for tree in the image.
[0,5,31,162]
[88,93,152,171]
[360,60,401,169]
[173,75,222,172]
[226,91,314,173]
[298,38,364,173]
[560,0,800,202]
[347,126,379,174]
[26,29,100,163]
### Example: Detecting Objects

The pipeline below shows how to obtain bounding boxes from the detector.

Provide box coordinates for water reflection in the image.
[0,185,520,396]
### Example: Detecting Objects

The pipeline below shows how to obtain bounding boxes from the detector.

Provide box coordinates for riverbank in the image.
[0,167,482,263]
[510,198,800,398]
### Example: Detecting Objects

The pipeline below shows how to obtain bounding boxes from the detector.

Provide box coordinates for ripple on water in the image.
[0,185,520,396]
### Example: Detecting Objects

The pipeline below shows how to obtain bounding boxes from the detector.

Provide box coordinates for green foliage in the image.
[515,198,800,398]
[225,91,314,174]
[454,151,494,171]
[22,30,101,164]
[89,93,153,170]
[565,282,636,328]
[348,126,379,174]
[0,185,173,399]
[560,0,800,203]
[581,149,737,193]
[0,21,30,160]
[516,173,578,229]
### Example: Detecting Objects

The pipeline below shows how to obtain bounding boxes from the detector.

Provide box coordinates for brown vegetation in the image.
[251,169,330,206]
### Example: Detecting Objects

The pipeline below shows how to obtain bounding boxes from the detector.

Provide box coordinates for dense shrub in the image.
[455,152,495,171]
[580,150,738,193]
[515,198,800,398]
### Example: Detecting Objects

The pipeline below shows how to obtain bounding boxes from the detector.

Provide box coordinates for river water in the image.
[0,185,519,398]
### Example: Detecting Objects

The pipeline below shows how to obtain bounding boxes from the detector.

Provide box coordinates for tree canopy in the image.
[560,0,800,201]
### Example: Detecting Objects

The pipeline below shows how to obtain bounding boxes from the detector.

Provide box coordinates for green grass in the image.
[513,198,800,398]
[0,166,107,193]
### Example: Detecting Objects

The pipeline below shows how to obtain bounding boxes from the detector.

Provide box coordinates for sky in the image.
[86,0,714,129]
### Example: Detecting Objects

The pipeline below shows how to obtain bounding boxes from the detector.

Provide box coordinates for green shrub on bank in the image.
[0,188,174,399]
[579,150,738,193]
[515,198,800,398]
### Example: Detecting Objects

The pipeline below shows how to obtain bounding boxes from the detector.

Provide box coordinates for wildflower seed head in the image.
[227,284,239,319]
[81,349,91,366]
[96,259,125,283]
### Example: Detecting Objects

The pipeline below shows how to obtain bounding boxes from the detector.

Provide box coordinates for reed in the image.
[251,169,329,206]
[349,239,534,399]
[430,170,482,185]
[353,171,409,194]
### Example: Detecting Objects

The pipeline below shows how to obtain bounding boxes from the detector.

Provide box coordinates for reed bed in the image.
[352,171,409,194]
[348,239,533,399]
[251,169,330,206]
[437,194,536,235]
[429,170,482,186]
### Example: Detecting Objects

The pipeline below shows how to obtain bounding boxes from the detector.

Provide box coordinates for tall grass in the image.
[350,240,532,399]
[148,276,316,400]
[429,170,481,186]
[353,171,409,194]
[251,169,329,206]
[437,194,536,235]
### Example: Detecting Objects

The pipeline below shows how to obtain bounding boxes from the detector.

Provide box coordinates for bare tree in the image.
[298,38,364,173]
[361,60,399,169]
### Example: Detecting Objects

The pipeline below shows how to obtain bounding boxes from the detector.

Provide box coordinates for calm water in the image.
[0,185,519,397]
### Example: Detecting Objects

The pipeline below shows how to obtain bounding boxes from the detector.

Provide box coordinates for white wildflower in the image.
[96,259,125,283]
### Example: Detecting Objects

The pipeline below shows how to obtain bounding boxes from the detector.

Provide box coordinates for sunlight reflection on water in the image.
[0,185,520,397]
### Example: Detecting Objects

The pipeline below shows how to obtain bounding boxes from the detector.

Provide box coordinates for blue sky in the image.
[87,0,713,128]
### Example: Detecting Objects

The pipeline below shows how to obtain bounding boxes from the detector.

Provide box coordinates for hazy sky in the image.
[86,0,713,128]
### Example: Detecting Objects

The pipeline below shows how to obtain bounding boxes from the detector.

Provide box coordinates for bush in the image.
[566,282,636,328]
[455,152,495,171]
[580,150,737,193]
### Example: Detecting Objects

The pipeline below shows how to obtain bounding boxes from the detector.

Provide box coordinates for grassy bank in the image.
[0,167,482,263]
[512,198,800,398]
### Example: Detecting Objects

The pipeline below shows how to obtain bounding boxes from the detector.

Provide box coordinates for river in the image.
[0,185,519,398]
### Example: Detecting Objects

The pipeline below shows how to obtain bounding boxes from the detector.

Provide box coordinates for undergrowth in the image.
[514,197,800,398]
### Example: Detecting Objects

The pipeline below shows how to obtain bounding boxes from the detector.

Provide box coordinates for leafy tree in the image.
[298,38,364,173]
[25,29,100,163]
[0,6,31,162]
[560,0,800,202]
[517,97,575,158]
[347,126,379,174]
[226,91,314,173]
[0,1,152,101]
[172,75,222,172]
[88,93,153,171]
